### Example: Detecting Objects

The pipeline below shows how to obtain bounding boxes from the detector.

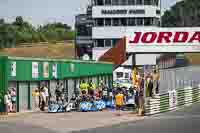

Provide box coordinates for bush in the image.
[0,90,5,112]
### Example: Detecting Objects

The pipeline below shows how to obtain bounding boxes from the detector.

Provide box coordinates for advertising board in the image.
[126,27,200,53]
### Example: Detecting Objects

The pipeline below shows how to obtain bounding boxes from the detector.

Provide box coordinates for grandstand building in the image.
[76,0,161,78]
[75,0,161,61]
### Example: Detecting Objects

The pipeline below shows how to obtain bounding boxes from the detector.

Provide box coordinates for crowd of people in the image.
[78,79,136,114]
[77,80,111,106]
[3,69,159,115]
[133,69,160,115]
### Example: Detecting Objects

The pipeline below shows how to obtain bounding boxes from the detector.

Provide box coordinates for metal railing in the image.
[159,65,200,94]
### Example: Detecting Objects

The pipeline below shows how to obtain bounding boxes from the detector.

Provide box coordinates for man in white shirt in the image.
[44,86,49,106]
[40,89,46,111]
[4,91,12,112]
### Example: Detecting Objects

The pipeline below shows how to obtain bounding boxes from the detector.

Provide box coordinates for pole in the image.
[132,54,136,69]
[143,65,146,98]
[160,0,162,27]
[74,22,77,59]
[132,54,136,85]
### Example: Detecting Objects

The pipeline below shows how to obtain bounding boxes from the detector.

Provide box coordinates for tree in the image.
[162,0,200,27]
[0,24,16,48]
[0,18,4,24]
[0,16,74,46]
[39,22,74,42]
[13,16,24,26]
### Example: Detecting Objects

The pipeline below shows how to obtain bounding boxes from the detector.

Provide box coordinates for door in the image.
[30,82,39,110]
[75,79,81,95]
[19,82,29,112]
[50,80,58,98]
[67,79,75,102]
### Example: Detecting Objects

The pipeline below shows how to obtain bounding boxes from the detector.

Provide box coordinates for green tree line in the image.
[0,16,75,48]
[162,0,200,27]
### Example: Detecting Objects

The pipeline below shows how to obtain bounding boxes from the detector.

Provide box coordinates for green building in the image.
[0,56,113,112]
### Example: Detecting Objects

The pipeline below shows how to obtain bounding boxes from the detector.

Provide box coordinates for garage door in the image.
[67,79,74,102]
[19,82,29,112]
[30,82,39,110]
[50,80,57,98]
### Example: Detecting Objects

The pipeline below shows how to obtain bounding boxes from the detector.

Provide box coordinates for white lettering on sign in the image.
[101,9,145,15]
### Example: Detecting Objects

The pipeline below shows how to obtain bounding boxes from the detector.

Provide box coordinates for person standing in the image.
[99,79,104,91]
[32,88,40,110]
[88,80,95,97]
[152,70,160,97]
[138,78,145,116]
[11,88,16,112]
[55,84,62,102]
[43,85,49,106]
[60,83,65,102]
[80,80,88,94]
[145,74,152,97]
[115,89,124,116]
[40,88,46,111]
[4,91,10,113]
[4,90,12,113]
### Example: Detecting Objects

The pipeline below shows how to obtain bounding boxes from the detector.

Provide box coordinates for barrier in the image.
[145,87,200,115]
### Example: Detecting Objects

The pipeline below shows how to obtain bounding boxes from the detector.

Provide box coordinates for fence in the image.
[145,87,200,115]
[159,65,200,94]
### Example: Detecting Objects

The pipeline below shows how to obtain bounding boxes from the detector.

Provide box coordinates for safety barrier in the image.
[145,87,200,115]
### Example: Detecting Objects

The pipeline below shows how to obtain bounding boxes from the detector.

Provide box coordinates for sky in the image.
[0,0,176,28]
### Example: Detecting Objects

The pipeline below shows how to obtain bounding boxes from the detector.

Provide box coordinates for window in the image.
[120,18,127,26]
[156,10,161,15]
[105,0,111,5]
[96,18,104,26]
[113,18,120,26]
[97,0,104,5]
[136,18,144,25]
[116,72,123,78]
[144,0,151,5]
[120,0,127,5]
[154,0,159,6]
[136,0,143,5]
[97,39,104,47]
[153,18,160,26]
[128,0,136,5]
[144,18,153,26]
[105,39,112,47]
[125,73,129,79]
[105,18,111,26]
[128,18,136,26]
[77,25,88,36]
[112,0,120,5]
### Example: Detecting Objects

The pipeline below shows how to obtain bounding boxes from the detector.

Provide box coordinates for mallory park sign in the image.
[126,27,200,53]
[101,9,145,15]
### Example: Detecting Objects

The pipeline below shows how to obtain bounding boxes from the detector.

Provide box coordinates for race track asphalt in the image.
[1,103,200,133]
[75,103,200,133]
